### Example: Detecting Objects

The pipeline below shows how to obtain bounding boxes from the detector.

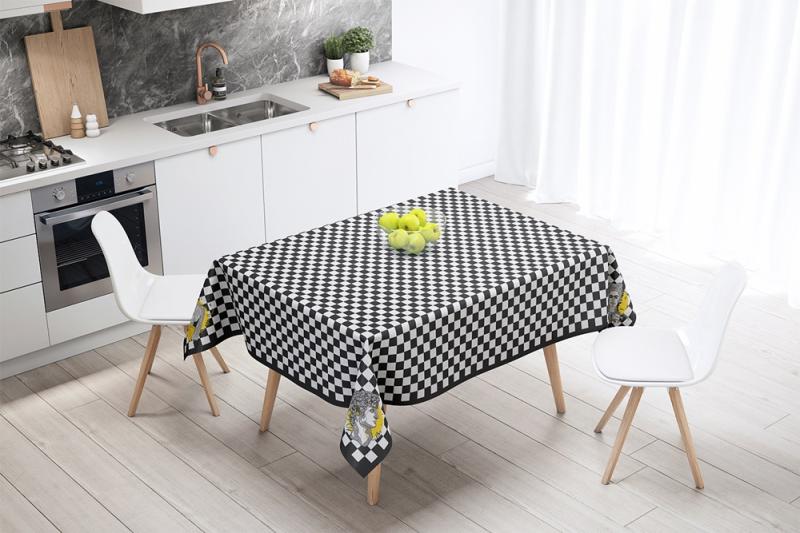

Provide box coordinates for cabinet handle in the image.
[208,145,218,157]
[309,122,319,133]
[407,99,416,108]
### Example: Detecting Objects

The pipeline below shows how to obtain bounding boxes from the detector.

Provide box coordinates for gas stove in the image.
[0,131,84,181]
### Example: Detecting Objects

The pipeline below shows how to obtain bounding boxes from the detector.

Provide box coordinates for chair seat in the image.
[593,326,694,383]
[138,274,206,323]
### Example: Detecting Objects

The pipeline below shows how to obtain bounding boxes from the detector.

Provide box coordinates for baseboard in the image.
[458,160,496,184]
[0,321,150,379]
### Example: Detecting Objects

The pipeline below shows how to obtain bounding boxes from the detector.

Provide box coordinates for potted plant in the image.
[323,35,345,76]
[343,26,374,73]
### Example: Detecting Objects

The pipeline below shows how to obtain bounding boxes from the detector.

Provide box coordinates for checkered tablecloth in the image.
[184,188,635,476]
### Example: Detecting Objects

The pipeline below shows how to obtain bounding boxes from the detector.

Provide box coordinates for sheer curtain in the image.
[495,0,800,306]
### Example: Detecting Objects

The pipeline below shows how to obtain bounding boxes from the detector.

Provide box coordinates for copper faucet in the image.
[196,42,228,104]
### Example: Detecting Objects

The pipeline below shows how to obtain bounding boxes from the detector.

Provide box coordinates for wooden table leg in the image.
[543,344,566,414]
[259,369,281,432]
[367,464,381,505]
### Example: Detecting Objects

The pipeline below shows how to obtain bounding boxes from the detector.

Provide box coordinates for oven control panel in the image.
[31,161,156,213]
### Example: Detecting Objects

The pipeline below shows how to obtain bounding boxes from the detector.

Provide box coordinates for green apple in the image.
[387,229,410,250]
[418,223,441,242]
[426,223,441,242]
[378,212,400,233]
[405,232,426,254]
[398,213,420,232]
[409,208,427,226]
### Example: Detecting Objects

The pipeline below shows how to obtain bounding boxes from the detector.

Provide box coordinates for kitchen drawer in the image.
[0,191,34,242]
[0,235,42,293]
[47,293,127,345]
[0,283,50,362]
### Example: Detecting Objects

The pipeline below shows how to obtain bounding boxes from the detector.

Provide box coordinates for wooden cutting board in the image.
[318,82,393,100]
[24,11,108,139]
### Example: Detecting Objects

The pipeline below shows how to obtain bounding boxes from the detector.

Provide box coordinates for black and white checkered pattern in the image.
[184,188,635,476]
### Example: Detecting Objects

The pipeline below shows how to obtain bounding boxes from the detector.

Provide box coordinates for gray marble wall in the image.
[0,0,391,137]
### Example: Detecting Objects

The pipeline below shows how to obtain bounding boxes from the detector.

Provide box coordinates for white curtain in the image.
[495,0,800,306]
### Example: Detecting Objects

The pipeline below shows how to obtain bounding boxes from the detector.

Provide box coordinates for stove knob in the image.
[62,153,72,164]
[53,187,66,201]
[38,160,48,170]
[125,172,136,184]
[26,161,36,173]
[49,156,60,167]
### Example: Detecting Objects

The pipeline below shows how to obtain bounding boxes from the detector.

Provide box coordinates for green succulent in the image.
[323,35,345,60]
[343,26,374,54]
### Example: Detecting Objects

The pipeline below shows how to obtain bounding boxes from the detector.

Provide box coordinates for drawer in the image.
[0,191,34,242]
[0,283,50,362]
[0,235,42,293]
[47,293,128,345]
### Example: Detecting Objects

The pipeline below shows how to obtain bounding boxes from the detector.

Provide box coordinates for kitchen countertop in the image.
[0,62,458,197]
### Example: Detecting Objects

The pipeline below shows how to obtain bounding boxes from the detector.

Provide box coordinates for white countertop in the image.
[0,62,458,197]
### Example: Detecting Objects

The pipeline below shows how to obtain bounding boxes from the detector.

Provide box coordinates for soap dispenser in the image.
[212,67,227,100]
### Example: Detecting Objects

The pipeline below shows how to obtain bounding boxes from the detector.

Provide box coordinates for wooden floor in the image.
[3,177,800,532]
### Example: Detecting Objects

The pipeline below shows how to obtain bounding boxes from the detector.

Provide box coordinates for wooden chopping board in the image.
[319,82,393,100]
[25,11,108,139]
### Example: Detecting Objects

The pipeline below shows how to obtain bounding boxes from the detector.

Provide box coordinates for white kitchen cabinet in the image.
[0,0,56,19]
[356,90,458,213]
[261,115,357,241]
[98,0,231,14]
[0,190,34,242]
[0,284,49,362]
[46,293,127,345]
[0,235,41,293]
[156,136,266,275]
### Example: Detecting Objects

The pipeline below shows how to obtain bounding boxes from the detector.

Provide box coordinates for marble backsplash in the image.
[0,0,391,137]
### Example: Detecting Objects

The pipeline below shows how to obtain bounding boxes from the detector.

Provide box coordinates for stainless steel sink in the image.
[155,113,239,137]
[211,100,300,125]
[153,98,305,137]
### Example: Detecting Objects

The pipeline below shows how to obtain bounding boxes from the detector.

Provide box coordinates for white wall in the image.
[392,0,501,183]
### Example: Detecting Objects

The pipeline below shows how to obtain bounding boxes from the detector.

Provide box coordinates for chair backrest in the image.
[681,262,747,382]
[91,211,154,321]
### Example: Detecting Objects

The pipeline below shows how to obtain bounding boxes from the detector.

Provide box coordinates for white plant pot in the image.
[349,51,370,74]
[326,58,344,76]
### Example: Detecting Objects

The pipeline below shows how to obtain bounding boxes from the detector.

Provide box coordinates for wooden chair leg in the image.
[209,346,230,373]
[144,325,162,375]
[595,386,631,433]
[602,386,643,484]
[543,344,566,414]
[128,325,161,417]
[193,353,220,416]
[259,370,281,432]
[367,464,382,505]
[668,387,705,489]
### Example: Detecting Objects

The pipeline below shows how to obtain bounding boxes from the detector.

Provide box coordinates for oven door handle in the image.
[39,188,155,226]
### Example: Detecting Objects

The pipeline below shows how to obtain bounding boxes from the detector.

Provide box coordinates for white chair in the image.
[592,262,746,488]
[91,211,230,417]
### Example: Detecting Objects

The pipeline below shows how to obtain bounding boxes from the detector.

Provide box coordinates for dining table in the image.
[183,187,636,505]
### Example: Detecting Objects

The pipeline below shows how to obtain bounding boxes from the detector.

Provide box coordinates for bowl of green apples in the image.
[377,207,444,255]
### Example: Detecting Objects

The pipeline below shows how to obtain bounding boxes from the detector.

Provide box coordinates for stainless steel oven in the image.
[32,162,162,312]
